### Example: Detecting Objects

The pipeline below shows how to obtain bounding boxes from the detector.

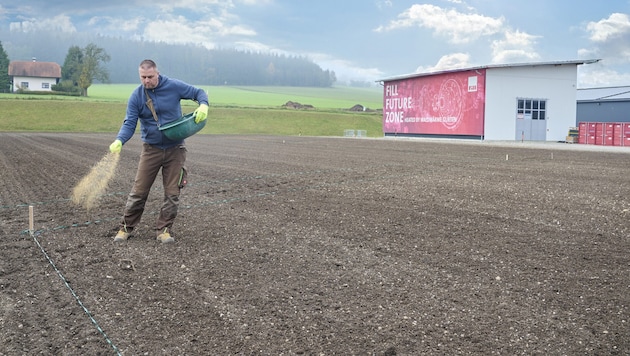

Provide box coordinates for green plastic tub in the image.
[159,113,206,140]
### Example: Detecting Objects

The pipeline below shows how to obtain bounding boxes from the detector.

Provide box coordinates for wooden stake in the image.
[29,205,34,234]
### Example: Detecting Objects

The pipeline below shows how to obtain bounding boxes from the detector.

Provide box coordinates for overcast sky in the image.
[2,0,630,87]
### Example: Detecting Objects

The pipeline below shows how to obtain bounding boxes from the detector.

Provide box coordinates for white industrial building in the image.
[379,59,599,141]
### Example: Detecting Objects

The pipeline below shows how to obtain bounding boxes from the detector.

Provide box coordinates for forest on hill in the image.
[1,30,336,86]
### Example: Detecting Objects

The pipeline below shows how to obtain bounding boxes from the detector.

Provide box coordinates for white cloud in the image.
[309,53,384,82]
[155,0,228,13]
[578,67,630,88]
[152,0,271,16]
[9,14,76,33]
[375,0,393,9]
[577,47,597,59]
[237,0,273,5]
[491,29,540,63]
[375,4,504,44]
[582,13,630,66]
[586,13,630,42]
[141,0,262,43]
[416,53,471,73]
[143,18,210,47]
[233,40,278,53]
[202,16,257,37]
[142,15,256,49]
[88,16,144,33]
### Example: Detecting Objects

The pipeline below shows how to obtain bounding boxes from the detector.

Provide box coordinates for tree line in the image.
[0,30,337,92]
[0,43,8,93]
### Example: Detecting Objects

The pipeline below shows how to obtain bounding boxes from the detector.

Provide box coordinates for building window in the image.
[42,83,50,89]
[21,82,29,89]
[517,98,546,120]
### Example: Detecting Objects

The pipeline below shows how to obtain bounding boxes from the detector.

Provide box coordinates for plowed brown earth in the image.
[1,133,628,355]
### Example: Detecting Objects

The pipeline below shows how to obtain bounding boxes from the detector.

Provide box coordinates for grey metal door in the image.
[515,99,547,141]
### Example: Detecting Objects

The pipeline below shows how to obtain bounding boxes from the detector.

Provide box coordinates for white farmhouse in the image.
[8,59,61,92]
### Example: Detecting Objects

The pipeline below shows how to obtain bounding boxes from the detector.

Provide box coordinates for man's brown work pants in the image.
[120,143,187,235]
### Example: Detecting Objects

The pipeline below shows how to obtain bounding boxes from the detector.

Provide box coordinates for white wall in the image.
[484,65,578,141]
[12,76,56,92]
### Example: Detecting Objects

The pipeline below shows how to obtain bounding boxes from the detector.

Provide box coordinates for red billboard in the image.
[383,69,486,136]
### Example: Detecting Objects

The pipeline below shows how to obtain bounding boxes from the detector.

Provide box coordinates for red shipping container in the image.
[579,122,588,133]
[604,136,613,146]
[578,134,588,144]
[603,123,615,146]
[578,122,588,144]
[594,123,604,145]
[577,122,588,144]
[613,123,623,146]
[623,123,630,146]
[595,122,604,133]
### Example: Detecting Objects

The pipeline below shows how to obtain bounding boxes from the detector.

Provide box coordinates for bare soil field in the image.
[1,133,629,355]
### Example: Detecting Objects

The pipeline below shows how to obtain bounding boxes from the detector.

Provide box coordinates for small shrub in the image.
[52,81,81,95]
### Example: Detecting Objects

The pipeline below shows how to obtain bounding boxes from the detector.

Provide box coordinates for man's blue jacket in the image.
[115,74,209,149]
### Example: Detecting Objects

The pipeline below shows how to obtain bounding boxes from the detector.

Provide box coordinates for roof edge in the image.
[377,59,601,82]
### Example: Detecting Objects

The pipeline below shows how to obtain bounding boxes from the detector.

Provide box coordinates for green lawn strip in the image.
[0,99,383,136]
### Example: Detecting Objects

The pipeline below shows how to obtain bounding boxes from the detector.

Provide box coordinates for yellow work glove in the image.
[109,139,122,153]
[193,104,208,124]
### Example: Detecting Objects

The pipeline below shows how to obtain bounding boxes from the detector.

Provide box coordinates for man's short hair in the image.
[139,59,157,70]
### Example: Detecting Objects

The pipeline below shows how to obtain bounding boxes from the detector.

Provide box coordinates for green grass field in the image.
[89,84,384,110]
[0,85,384,136]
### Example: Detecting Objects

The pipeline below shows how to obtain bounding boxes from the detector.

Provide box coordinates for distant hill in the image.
[1,30,336,87]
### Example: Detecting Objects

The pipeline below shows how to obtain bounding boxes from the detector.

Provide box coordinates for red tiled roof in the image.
[8,61,62,78]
